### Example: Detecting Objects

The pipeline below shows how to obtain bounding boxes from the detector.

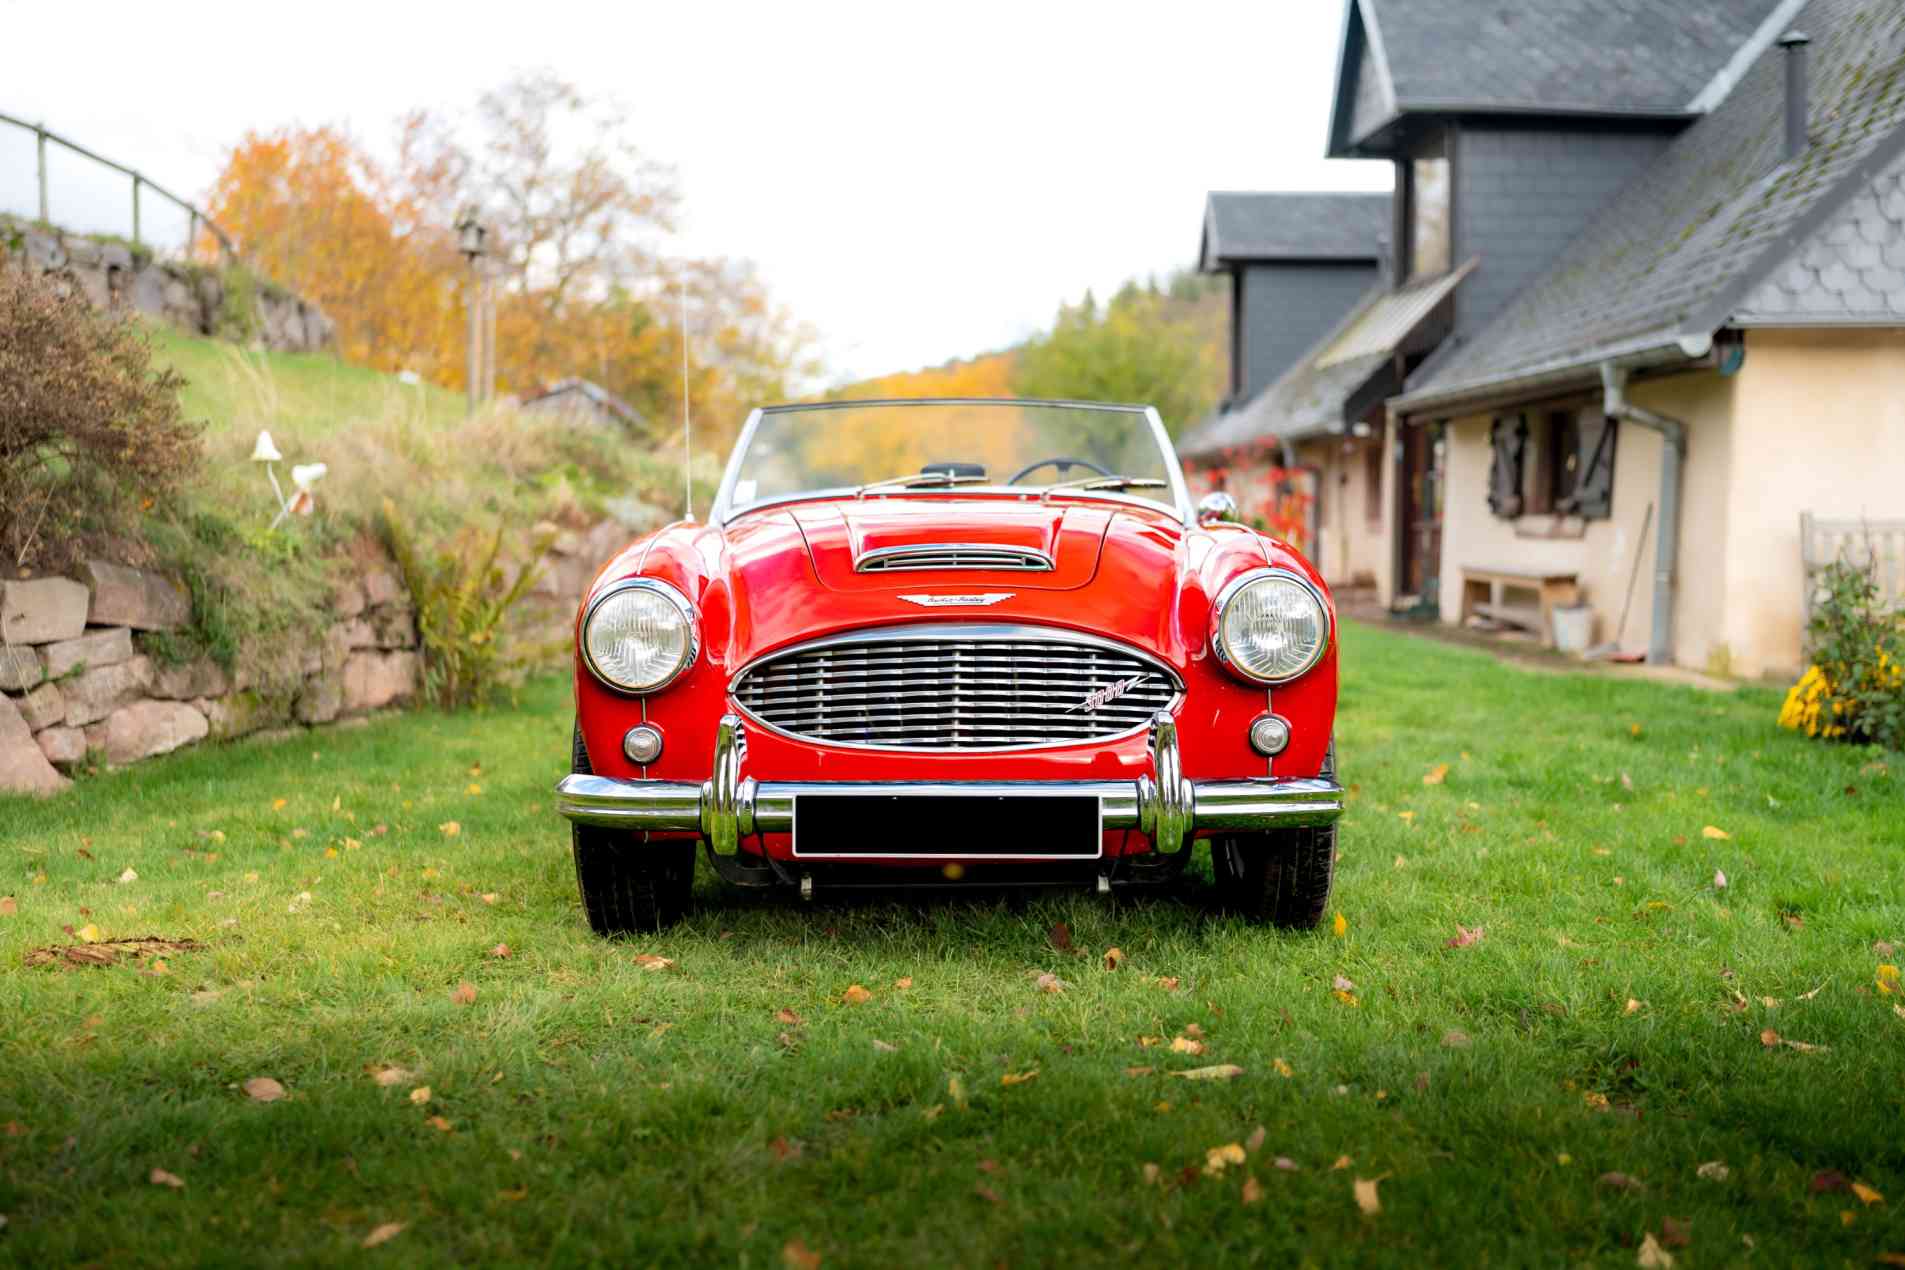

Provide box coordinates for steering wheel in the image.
[1006,456,1112,486]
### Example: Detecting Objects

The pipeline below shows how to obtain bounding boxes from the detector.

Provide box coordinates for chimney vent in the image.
[1778,31,1811,161]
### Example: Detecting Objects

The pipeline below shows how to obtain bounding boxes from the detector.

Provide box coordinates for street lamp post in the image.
[456,210,488,417]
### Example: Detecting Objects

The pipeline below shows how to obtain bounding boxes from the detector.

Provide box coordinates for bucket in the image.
[1551,604,1594,654]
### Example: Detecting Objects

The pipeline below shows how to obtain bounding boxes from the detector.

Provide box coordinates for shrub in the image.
[380,498,555,711]
[0,263,203,567]
[1779,555,1905,750]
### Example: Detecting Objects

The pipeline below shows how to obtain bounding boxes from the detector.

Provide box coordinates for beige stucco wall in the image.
[1724,328,1905,677]
[1301,437,1386,588]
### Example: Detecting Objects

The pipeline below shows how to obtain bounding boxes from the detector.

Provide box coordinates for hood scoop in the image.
[856,543,1054,573]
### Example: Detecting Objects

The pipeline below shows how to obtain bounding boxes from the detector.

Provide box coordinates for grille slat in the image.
[856,544,1053,572]
[733,626,1177,751]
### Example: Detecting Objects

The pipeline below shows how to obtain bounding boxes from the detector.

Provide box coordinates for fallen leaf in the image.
[1275,1156,1299,1172]
[633,954,675,972]
[1620,771,1634,791]
[1204,1143,1246,1175]
[1142,1163,1161,1185]
[1272,1057,1294,1078]
[489,943,510,959]
[149,1167,185,1189]
[1446,925,1484,950]
[922,1104,943,1120]
[242,1077,286,1103]
[872,1039,898,1053]
[1393,855,1407,869]
[498,1185,527,1201]
[893,976,913,990]
[1760,1027,1780,1048]
[1625,998,1642,1016]
[1124,1066,1154,1078]
[1171,1064,1245,1081]
[363,1222,406,1248]
[776,1008,803,1026]
[0,896,12,916]
[948,1074,967,1110]
[1241,1174,1263,1204]
[1035,972,1069,994]
[480,892,498,905]
[409,1086,431,1104]
[1246,1126,1267,1153]
[1048,922,1077,955]
[1169,1036,1206,1056]
[1423,763,1449,786]
[1331,1155,1352,1171]
[438,822,460,836]
[1599,1171,1645,1192]
[1713,869,1728,890]
[1353,1176,1382,1215]
[1696,1161,1730,1181]
[1332,912,1347,938]
[1877,940,1898,958]
[1853,1182,1885,1206]
[1636,1232,1675,1267]
[116,868,137,884]
[1102,948,1124,971]
[1000,1069,1039,1086]
[1156,975,1181,991]
[1661,1216,1692,1248]
[1333,989,1360,1006]
[973,1185,1001,1204]
[1701,825,1730,840]
[427,1115,453,1133]
[1585,1091,1611,1111]
[1878,965,1900,995]
[768,1136,801,1163]
[842,984,872,1005]
[1333,974,1357,993]
[1442,1029,1472,1049]
[369,1066,413,1088]
[451,982,476,1006]
[76,923,100,943]
[1811,1170,1850,1194]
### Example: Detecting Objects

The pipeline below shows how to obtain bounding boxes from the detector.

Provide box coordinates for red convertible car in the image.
[555,399,1342,932]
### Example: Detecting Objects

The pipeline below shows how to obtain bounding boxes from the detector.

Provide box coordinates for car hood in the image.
[786,499,1116,592]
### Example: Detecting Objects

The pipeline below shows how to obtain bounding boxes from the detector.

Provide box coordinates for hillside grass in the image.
[0,621,1900,1266]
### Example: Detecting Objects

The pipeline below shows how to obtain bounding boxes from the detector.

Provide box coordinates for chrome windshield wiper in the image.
[1039,474,1170,501]
[853,471,989,498]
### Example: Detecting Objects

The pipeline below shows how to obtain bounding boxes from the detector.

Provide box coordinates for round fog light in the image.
[1249,715,1291,756]
[623,724,664,765]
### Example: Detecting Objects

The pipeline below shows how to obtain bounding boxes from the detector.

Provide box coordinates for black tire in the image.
[1212,826,1337,929]
[570,722,695,936]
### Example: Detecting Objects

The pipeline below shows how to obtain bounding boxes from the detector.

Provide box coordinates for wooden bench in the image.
[1458,565,1580,647]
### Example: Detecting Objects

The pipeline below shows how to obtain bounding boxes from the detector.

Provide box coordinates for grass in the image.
[0,621,1900,1266]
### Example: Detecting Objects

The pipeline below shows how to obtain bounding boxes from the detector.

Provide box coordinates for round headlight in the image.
[1212,570,1330,684]
[582,579,697,694]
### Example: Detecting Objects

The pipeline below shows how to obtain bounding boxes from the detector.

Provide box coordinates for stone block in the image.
[196,690,278,741]
[80,561,191,631]
[330,581,367,620]
[150,657,230,701]
[343,651,419,714]
[341,618,377,650]
[0,693,69,796]
[89,700,208,766]
[1,577,91,646]
[321,625,352,672]
[362,569,403,608]
[0,646,42,692]
[295,671,343,725]
[35,725,86,768]
[63,656,154,727]
[38,626,134,679]
[15,682,64,732]
[372,608,418,650]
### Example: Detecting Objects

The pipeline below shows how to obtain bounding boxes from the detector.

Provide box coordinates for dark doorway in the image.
[1397,422,1445,607]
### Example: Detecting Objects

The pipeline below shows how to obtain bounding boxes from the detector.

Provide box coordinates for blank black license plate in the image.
[790,793,1102,859]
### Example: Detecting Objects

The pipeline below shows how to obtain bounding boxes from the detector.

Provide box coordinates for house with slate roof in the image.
[1183,0,1905,678]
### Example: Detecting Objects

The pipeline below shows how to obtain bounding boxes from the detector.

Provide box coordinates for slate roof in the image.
[1734,149,1905,321]
[1199,192,1391,269]
[520,377,645,427]
[1180,264,1473,459]
[1331,0,1795,155]
[1396,0,1905,414]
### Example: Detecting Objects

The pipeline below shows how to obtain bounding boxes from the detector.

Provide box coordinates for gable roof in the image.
[520,377,644,427]
[1199,192,1391,270]
[1328,0,1798,157]
[1394,0,1905,416]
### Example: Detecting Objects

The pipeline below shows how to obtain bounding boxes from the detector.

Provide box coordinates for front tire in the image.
[1212,826,1337,929]
[571,722,694,935]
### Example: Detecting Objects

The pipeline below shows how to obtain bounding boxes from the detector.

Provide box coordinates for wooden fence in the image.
[1801,512,1905,627]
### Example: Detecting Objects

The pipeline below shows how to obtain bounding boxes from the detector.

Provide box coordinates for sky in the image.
[0,0,1391,385]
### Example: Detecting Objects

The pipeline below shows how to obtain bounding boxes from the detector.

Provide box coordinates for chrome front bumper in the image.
[555,712,1343,856]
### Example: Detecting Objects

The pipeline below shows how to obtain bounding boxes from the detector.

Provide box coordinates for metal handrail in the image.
[0,110,236,258]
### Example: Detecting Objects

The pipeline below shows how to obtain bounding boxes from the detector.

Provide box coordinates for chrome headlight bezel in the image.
[1210,568,1332,685]
[581,578,699,695]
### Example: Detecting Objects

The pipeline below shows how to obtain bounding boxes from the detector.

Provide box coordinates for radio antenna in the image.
[679,273,692,519]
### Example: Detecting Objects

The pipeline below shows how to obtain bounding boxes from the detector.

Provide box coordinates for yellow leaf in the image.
[1397,810,1416,823]
[1102,948,1124,971]
[149,1167,185,1189]
[31,873,45,886]
[1422,763,1449,786]
[1204,1142,1246,1175]
[633,954,675,972]
[1171,1064,1245,1081]
[1242,1174,1263,1205]
[1637,1232,1676,1268]
[451,982,476,1006]
[1878,965,1900,995]
[466,784,483,796]
[1353,1176,1382,1215]
[427,1115,453,1132]
[894,976,913,990]
[438,821,460,837]
[1624,998,1642,1015]
[1332,912,1347,938]
[1331,1155,1352,1170]
[842,983,872,1004]
[362,1223,405,1249]
[1584,1091,1610,1110]
[1273,1058,1294,1078]
[324,847,338,860]
[1000,1069,1039,1086]
[1701,825,1730,840]
[1169,1036,1206,1056]
[1333,990,1360,1006]
[242,1076,286,1103]
[782,1237,823,1270]
[76,923,100,943]
[1853,1182,1885,1206]
[271,798,288,811]
[409,1086,431,1104]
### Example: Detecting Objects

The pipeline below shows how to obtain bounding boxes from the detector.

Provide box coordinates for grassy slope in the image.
[0,622,1900,1265]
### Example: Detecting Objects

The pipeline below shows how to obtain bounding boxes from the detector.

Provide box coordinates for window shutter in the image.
[1568,415,1618,519]
[1487,417,1526,518]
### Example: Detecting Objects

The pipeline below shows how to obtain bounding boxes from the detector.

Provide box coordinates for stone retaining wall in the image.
[0,517,644,797]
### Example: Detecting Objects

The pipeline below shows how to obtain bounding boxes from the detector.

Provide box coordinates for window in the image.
[1410,156,1451,279]
[1487,409,1618,521]
[1525,412,1580,515]
[1364,439,1384,526]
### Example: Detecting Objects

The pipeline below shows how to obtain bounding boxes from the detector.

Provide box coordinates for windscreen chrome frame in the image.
[709,398,1196,527]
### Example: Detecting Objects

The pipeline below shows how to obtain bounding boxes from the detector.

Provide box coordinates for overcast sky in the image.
[0,0,1390,385]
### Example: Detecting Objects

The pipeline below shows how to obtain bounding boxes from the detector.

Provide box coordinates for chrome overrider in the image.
[555,711,1344,855]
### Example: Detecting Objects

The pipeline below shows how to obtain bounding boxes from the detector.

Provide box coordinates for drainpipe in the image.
[1600,363,1686,665]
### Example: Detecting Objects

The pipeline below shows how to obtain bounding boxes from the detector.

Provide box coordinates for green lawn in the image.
[1,622,1900,1266]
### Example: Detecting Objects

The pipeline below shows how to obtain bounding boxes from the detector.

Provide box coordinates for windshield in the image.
[716,400,1185,518]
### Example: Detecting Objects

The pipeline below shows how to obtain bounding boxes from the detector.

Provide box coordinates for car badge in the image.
[1068,673,1151,713]
[898,592,1015,607]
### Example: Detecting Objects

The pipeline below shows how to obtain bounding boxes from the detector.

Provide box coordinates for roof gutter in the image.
[1389,329,1702,421]
[1599,361,1686,666]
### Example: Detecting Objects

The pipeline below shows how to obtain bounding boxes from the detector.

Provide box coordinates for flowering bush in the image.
[1779,557,1904,749]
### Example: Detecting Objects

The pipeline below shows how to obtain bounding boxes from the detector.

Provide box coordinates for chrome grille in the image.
[732,625,1179,750]
[856,544,1053,572]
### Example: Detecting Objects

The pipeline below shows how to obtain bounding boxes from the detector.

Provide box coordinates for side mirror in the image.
[1197,491,1238,526]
